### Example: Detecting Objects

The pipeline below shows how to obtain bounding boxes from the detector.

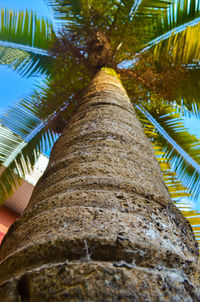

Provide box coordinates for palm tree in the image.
[1,1,200,203]
[0,0,200,299]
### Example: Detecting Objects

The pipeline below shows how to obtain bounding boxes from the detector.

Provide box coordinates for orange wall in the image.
[0,206,19,244]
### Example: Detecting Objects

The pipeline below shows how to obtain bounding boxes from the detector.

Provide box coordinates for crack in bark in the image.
[17,275,30,302]
[90,100,134,114]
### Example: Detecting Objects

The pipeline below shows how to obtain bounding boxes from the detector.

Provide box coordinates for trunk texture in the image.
[0,70,199,301]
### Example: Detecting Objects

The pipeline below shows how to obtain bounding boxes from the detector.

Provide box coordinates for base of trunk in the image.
[1,261,200,302]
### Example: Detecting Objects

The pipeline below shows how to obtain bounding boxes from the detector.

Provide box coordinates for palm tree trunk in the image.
[0,70,199,301]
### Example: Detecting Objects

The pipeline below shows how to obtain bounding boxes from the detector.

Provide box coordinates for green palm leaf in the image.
[0,9,54,76]
[120,0,200,67]
[0,45,53,77]
[143,0,200,49]
[169,70,200,120]
[153,20,200,65]
[0,9,53,50]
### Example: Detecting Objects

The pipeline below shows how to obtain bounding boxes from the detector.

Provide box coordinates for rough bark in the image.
[0,70,199,301]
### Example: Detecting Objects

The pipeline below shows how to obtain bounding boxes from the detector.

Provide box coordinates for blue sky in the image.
[0,0,50,17]
[0,66,42,113]
[185,116,200,138]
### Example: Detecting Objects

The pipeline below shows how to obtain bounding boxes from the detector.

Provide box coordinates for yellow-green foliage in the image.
[101,67,121,82]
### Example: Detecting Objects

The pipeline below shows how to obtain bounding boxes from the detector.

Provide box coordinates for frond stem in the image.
[0,41,50,56]
[118,16,200,68]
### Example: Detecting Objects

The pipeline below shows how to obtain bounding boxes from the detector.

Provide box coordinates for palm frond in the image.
[0,9,53,49]
[119,0,200,68]
[0,46,53,77]
[138,112,191,200]
[175,199,200,248]
[0,9,54,76]
[137,104,200,199]
[153,20,200,65]
[0,163,22,204]
[0,97,58,203]
[143,0,200,49]
[171,69,200,119]
[0,125,56,204]
[174,99,200,126]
